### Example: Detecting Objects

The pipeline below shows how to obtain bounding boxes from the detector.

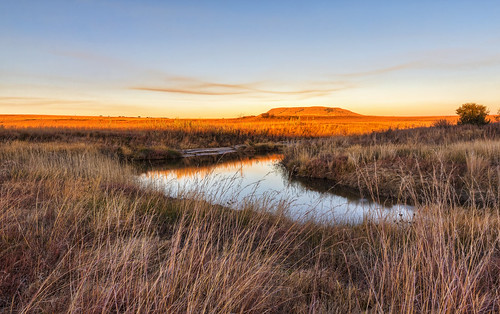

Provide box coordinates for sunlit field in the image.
[0,114,459,137]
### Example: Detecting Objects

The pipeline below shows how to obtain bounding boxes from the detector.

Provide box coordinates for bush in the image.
[433,119,453,128]
[456,103,490,126]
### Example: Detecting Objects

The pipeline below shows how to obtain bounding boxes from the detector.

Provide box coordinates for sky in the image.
[1,0,499,118]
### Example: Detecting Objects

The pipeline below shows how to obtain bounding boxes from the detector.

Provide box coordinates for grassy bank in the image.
[0,126,286,161]
[283,124,500,207]
[1,140,500,312]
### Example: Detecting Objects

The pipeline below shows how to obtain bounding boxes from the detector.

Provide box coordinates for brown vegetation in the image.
[283,123,500,207]
[1,136,500,312]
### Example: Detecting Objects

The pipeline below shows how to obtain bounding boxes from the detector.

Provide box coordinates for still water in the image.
[140,155,412,224]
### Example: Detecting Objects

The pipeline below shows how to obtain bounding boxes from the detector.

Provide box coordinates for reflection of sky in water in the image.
[140,155,413,224]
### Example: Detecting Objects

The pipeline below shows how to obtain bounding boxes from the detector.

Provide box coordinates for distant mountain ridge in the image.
[262,106,362,117]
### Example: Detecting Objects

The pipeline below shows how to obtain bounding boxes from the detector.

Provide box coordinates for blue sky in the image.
[1,0,499,117]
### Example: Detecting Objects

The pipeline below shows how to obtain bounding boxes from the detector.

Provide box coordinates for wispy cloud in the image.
[0,97,143,113]
[52,49,166,78]
[132,76,350,98]
[0,97,93,107]
[337,54,500,78]
[133,86,248,96]
[54,49,351,98]
[338,62,423,78]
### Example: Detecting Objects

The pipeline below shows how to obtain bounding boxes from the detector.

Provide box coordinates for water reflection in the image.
[147,154,280,180]
[140,155,412,224]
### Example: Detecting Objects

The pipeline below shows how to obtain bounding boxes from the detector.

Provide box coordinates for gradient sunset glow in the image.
[1,1,499,118]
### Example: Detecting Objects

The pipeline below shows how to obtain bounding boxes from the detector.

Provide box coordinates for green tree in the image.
[456,103,490,126]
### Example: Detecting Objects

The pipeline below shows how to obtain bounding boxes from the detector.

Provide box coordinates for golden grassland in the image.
[0,114,460,137]
[1,136,500,312]
[0,114,468,162]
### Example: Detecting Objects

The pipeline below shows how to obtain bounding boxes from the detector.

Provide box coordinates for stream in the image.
[139,154,413,224]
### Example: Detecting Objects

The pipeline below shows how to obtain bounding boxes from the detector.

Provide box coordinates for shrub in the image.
[433,119,453,128]
[456,103,490,126]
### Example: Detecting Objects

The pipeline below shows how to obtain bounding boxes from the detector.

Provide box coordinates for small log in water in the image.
[181,145,246,158]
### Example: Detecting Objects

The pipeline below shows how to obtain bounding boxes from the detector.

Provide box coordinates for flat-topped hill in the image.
[263,106,362,117]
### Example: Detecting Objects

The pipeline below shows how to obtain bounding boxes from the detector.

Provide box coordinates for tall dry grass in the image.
[1,140,500,312]
[283,124,500,207]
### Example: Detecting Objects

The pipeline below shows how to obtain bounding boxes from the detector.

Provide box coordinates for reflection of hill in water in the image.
[148,154,283,180]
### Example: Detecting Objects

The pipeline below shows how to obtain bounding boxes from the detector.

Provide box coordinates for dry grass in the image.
[283,123,500,207]
[1,137,500,312]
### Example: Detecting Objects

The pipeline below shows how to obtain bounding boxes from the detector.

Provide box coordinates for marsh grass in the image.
[283,124,500,208]
[1,139,500,312]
